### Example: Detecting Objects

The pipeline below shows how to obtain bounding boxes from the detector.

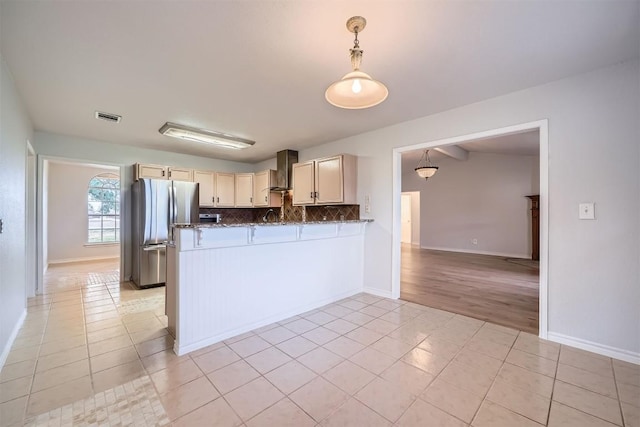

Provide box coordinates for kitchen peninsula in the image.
[166,220,372,355]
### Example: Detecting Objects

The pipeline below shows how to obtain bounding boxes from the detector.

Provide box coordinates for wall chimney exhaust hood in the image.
[270,150,298,191]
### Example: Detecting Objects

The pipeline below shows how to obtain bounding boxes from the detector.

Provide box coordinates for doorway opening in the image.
[392,120,548,338]
[401,191,420,246]
[36,157,124,294]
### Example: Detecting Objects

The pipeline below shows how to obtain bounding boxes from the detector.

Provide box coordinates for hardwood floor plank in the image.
[400,246,539,334]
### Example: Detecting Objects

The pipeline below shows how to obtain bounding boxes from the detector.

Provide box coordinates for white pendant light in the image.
[325,16,388,109]
[415,150,439,180]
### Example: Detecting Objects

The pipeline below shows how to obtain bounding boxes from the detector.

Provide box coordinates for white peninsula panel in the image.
[167,222,369,355]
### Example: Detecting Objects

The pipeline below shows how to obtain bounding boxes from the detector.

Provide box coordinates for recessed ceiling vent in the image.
[95,111,122,123]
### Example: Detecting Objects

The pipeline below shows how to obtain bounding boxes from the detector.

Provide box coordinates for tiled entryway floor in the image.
[1,261,638,426]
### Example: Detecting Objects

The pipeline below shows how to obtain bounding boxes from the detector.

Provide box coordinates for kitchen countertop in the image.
[173,219,374,228]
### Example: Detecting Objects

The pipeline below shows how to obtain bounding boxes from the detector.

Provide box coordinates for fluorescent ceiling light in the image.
[159,122,255,150]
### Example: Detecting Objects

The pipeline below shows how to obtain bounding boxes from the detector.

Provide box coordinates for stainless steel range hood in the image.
[270,149,298,191]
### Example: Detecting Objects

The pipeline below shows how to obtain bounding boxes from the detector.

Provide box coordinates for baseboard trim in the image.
[547,332,640,365]
[363,286,393,299]
[0,309,27,370]
[48,255,119,265]
[420,246,530,259]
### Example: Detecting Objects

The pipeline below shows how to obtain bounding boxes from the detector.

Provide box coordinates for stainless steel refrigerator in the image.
[131,178,199,288]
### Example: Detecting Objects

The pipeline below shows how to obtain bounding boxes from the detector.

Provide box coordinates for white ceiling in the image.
[1,1,638,163]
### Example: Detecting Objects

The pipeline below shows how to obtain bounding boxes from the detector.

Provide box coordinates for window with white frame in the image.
[87,173,120,243]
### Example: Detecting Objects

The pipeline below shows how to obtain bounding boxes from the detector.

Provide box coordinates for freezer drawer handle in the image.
[143,245,166,251]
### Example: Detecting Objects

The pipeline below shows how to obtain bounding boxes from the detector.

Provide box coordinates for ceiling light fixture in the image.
[325,16,388,109]
[159,122,255,150]
[415,150,439,180]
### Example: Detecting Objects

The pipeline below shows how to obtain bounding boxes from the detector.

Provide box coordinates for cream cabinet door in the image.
[215,172,235,207]
[194,170,215,207]
[235,173,254,207]
[168,167,193,181]
[253,170,269,207]
[292,161,315,205]
[135,163,168,180]
[253,170,281,207]
[315,156,344,204]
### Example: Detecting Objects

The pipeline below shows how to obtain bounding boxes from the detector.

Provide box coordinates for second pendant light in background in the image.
[415,150,439,180]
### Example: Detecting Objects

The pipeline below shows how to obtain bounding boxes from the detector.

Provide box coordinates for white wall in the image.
[33,132,256,281]
[403,152,538,258]
[47,162,120,263]
[0,55,33,367]
[296,60,639,359]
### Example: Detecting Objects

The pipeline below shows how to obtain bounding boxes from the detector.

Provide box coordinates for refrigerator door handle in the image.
[168,181,173,222]
[142,245,167,251]
[173,185,178,224]
[167,182,174,241]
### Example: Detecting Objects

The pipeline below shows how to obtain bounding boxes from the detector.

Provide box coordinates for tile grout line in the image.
[466,325,517,426]
[610,359,628,427]
[22,296,52,422]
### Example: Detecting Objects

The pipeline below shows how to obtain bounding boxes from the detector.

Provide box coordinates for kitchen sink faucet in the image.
[262,209,278,223]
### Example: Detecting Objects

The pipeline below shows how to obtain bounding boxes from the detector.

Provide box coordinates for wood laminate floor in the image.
[401,245,539,334]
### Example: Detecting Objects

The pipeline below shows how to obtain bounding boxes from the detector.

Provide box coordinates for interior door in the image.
[401,193,412,244]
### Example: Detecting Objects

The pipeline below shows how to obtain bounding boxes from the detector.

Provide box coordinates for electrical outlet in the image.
[365,195,371,213]
[472,238,478,245]
[579,203,595,220]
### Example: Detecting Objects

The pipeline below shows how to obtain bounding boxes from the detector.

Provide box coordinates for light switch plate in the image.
[579,202,595,220]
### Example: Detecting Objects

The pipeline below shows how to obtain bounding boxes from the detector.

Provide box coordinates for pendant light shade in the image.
[325,16,388,109]
[325,70,388,109]
[415,150,439,180]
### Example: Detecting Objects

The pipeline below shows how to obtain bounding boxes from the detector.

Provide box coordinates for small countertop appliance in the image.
[199,213,222,223]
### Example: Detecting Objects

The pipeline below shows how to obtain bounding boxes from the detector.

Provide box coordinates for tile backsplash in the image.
[199,191,359,224]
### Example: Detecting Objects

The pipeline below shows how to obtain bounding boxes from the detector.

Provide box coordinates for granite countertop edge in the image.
[173,219,374,229]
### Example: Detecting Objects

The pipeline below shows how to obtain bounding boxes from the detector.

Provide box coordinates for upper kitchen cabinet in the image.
[254,170,282,208]
[194,170,215,207]
[235,173,254,207]
[215,172,235,207]
[134,163,167,180]
[167,167,193,181]
[292,161,315,205]
[134,163,193,181]
[292,155,357,206]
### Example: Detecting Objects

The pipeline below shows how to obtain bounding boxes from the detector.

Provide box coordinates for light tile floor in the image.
[1,260,639,426]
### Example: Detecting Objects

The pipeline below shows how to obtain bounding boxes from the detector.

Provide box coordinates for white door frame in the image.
[35,155,126,293]
[391,119,549,339]
[25,141,37,297]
